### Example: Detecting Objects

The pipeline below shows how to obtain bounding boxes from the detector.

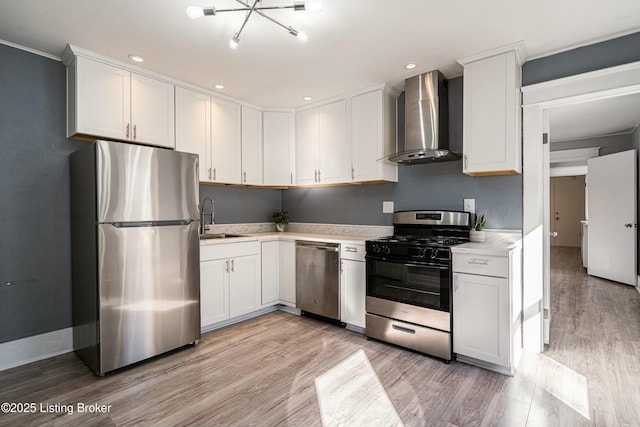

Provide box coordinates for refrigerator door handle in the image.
[107,219,194,228]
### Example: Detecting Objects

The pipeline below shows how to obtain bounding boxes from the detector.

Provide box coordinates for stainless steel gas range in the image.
[365,210,470,361]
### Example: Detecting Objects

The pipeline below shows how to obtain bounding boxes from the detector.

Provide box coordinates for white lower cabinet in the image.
[453,272,509,366]
[200,258,229,327]
[261,240,296,307]
[340,244,366,329]
[452,246,522,375]
[200,241,261,329]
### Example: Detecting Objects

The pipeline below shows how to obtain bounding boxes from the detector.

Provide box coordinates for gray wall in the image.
[200,185,281,224]
[0,44,86,343]
[283,78,524,229]
[523,32,640,86]
[551,133,633,156]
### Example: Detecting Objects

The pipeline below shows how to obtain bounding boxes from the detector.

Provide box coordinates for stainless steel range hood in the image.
[388,70,460,164]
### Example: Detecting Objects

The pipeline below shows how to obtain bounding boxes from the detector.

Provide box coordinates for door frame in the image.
[521,60,640,352]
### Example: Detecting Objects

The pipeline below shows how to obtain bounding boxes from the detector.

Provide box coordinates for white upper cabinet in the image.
[263,112,295,186]
[241,106,263,185]
[130,73,175,148]
[296,100,349,185]
[211,97,242,184]
[175,86,211,182]
[458,42,526,176]
[350,89,398,183]
[296,108,320,185]
[66,53,175,148]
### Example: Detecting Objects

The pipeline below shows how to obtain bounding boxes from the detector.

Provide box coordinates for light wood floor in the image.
[1,247,639,426]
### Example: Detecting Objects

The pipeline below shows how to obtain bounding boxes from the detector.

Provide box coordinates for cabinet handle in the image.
[290,172,293,185]
[243,171,247,183]
[464,154,468,170]
[230,259,235,272]
[225,260,230,273]
[126,123,130,139]
[314,169,318,183]
[454,275,459,292]
[351,167,355,180]
[317,170,321,182]
[469,258,489,265]
[208,168,212,180]
[345,247,357,253]
[340,260,343,274]
[213,168,216,180]
[133,124,137,140]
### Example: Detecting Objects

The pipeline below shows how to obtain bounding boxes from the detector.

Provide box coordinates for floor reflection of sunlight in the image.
[538,355,590,420]
[314,349,404,427]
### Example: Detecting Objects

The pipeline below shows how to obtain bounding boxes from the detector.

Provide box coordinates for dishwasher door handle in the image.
[296,241,339,252]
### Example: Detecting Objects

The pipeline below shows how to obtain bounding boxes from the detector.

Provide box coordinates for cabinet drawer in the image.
[453,253,508,277]
[340,243,365,262]
[201,241,259,261]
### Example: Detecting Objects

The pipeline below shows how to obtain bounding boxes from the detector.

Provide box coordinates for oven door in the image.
[366,256,450,313]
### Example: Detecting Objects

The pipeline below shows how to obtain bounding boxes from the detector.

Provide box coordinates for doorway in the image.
[550,175,586,248]
[521,61,640,353]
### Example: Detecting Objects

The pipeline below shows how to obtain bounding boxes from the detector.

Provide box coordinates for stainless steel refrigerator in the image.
[70,140,200,375]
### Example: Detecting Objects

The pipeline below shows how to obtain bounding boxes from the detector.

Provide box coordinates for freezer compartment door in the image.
[96,140,199,223]
[98,221,200,374]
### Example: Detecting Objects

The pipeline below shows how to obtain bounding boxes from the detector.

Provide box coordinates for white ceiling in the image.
[548,93,640,142]
[0,0,639,108]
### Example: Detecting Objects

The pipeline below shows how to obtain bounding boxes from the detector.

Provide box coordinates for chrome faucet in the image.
[200,197,215,234]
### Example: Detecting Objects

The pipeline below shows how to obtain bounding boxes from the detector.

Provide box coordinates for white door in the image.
[296,108,318,185]
[229,255,260,318]
[279,240,296,305]
[263,112,294,186]
[587,149,637,286]
[318,100,348,184]
[340,259,366,328]
[200,258,229,327]
[261,241,280,305]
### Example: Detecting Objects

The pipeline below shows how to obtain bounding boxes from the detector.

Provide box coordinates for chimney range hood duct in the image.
[387,70,460,164]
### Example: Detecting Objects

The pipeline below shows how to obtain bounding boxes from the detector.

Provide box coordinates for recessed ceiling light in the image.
[128,54,144,63]
[214,84,224,90]
[303,96,313,101]
[405,63,417,70]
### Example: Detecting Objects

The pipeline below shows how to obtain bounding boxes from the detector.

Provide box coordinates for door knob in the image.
[550,232,558,237]
[624,223,633,228]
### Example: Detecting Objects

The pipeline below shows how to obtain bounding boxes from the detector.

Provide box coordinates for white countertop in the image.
[452,231,522,256]
[200,231,369,246]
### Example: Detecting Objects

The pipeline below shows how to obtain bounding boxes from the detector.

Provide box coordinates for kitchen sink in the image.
[199,233,248,240]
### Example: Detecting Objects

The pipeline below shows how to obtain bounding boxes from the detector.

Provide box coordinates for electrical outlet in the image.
[463,198,475,214]
[383,201,394,214]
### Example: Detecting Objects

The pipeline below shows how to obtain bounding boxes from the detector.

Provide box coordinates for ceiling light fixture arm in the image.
[233,0,300,36]
[234,0,261,42]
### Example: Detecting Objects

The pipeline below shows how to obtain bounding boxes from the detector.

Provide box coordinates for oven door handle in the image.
[405,262,449,270]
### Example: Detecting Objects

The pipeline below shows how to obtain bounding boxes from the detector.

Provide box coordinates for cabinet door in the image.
[279,240,296,305]
[75,56,130,141]
[263,112,295,186]
[462,51,520,175]
[261,241,280,305]
[295,108,318,185]
[241,106,263,185]
[318,100,348,184]
[130,73,175,148]
[211,97,241,184]
[229,255,261,318]
[351,91,398,183]
[201,258,229,327]
[453,272,509,366]
[175,87,211,182]
[340,259,366,328]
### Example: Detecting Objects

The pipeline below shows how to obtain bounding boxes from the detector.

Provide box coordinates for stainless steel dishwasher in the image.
[296,240,340,320]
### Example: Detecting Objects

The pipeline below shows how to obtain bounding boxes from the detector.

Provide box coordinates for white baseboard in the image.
[0,328,73,372]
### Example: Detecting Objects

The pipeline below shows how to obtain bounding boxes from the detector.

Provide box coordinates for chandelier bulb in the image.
[230,34,240,50]
[186,6,205,19]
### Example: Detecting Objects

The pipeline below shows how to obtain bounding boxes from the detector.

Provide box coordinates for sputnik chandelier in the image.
[187,0,322,49]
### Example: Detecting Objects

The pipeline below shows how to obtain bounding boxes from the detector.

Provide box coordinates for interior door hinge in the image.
[542,133,549,145]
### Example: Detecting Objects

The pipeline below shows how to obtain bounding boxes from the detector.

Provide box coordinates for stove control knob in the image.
[430,249,438,259]
[383,245,391,255]
[371,244,380,254]
[419,247,428,258]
